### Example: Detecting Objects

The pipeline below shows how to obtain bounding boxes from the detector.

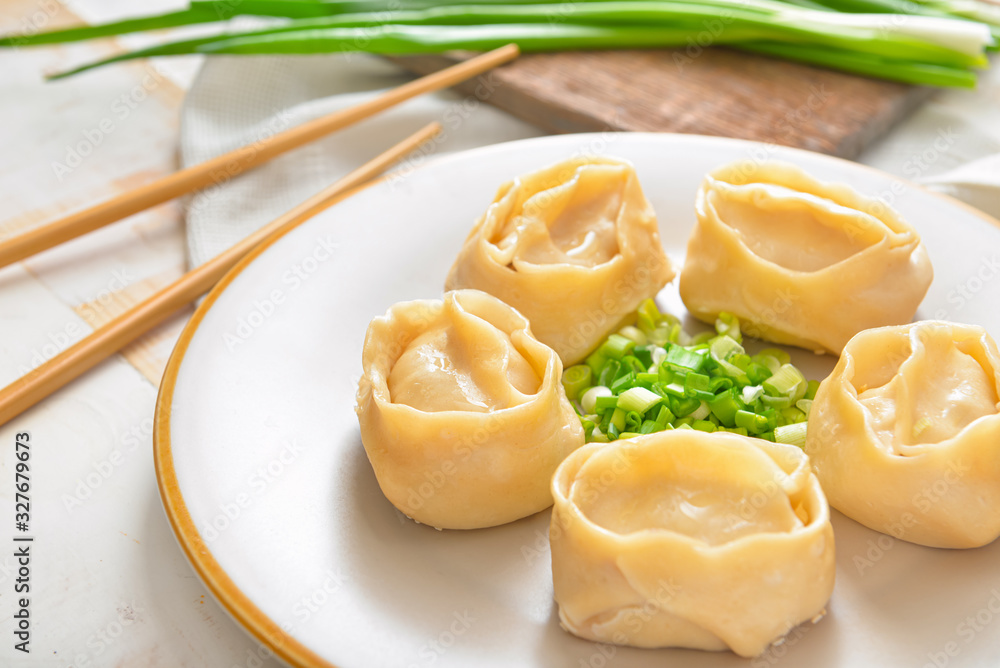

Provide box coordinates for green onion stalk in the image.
[1,0,994,87]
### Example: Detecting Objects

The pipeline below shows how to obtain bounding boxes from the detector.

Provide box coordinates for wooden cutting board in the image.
[393,48,933,158]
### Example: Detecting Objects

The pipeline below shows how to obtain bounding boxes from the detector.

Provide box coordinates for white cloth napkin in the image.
[180,54,1000,268]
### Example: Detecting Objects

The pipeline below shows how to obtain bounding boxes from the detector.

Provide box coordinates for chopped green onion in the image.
[763,363,807,399]
[586,348,609,377]
[637,298,662,334]
[636,372,659,385]
[649,346,668,370]
[665,345,707,372]
[689,401,711,421]
[594,395,619,413]
[805,380,821,400]
[774,422,808,447]
[742,385,764,404]
[747,362,774,385]
[689,331,715,346]
[671,396,701,417]
[621,355,647,375]
[610,372,636,394]
[599,409,614,434]
[667,323,688,345]
[561,364,592,401]
[780,407,807,425]
[639,419,660,434]
[761,394,794,409]
[708,390,742,427]
[589,430,610,443]
[570,307,814,444]
[709,376,734,393]
[710,334,745,362]
[754,353,783,375]
[618,325,648,346]
[598,359,621,388]
[684,372,712,397]
[601,333,635,360]
[715,312,743,343]
[631,346,654,368]
[795,398,813,418]
[654,405,675,427]
[736,409,770,434]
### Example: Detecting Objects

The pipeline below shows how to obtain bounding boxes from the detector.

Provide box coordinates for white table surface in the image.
[1,1,998,666]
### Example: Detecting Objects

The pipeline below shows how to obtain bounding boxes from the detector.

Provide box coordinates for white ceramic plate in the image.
[155,133,1000,668]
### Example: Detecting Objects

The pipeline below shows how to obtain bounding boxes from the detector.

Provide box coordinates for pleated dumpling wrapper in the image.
[550,430,835,658]
[445,156,675,366]
[356,289,584,530]
[806,321,1000,548]
[679,160,932,354]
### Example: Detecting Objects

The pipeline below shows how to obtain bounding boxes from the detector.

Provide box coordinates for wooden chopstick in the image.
[0,122,442,426]
[0,43,518,269]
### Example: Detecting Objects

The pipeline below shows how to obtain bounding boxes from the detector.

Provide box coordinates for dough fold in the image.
[679,160,932,354]
[551,430,835,657]
[806,321,1000,548]
[446,156,675,365]
[357,289,584,530]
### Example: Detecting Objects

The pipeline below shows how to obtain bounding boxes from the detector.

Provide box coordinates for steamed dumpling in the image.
[550,430,835,658]
[806,321,1000,548]
[679,160,932,354]
[446,156,675,365]
[356,289,584,530]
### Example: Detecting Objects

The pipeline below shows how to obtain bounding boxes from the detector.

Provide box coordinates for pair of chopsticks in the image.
[0,44,520,426]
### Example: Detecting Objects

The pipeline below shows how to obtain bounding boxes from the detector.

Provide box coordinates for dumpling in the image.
[445,156,675,365]
[679,160,933,354]
[550,430,835,658]
[805,321,1000,548]
[356,289,584,530]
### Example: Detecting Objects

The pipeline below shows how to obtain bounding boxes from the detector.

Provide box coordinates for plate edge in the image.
[151,182,379,668]
[151,131,1000,668]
